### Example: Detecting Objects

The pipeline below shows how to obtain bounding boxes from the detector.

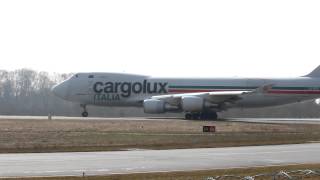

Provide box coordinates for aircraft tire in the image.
[185,113,192,120]
[208,112,218,120]
[192,113,200,120]
[200,113,208,120]
[82,111,89,117]
[200,112,218,120]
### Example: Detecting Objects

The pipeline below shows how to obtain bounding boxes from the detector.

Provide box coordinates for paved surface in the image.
[228,118,320,124]
[1,115,320,124]
[0,115,177,121]
[0,143,319,178]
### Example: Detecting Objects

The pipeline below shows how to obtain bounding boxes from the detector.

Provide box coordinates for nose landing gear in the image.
[80,104,88,117]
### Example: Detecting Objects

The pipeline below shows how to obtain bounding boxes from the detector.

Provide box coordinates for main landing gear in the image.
[81,104,89,117]
[185,112,218,120]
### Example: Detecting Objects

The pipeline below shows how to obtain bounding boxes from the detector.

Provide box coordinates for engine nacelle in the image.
[182,96,205,112]
[143,99,166,114]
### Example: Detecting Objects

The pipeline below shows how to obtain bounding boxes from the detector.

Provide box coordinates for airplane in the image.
[52,66,320,120]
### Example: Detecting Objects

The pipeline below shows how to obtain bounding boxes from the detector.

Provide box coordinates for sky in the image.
[0,0,320,77]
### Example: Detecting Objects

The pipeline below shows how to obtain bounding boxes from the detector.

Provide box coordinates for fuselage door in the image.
[87,74,95,94]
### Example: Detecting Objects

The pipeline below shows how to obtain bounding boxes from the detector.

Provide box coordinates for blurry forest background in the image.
[0,69,320,118]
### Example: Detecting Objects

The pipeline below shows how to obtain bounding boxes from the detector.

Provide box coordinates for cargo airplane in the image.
[52,66,320,120]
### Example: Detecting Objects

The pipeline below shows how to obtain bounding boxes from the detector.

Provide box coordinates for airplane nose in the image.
[51,81,69,99]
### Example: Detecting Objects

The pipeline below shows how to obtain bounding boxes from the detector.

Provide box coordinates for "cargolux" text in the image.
[93,80,168,98]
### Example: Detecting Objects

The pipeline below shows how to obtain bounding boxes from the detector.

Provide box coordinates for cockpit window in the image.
[88,75,94,78]
[75,74,79,78]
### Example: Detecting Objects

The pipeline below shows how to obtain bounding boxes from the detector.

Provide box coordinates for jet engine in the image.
[143,99,166,113]
[143,99,180,114]
[182,96,211,112]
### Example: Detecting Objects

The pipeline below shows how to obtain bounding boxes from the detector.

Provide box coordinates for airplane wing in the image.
[151,91,250,106]
[149,84,273,107]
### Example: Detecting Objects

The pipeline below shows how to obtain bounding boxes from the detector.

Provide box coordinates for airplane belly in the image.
[235,94,316,108]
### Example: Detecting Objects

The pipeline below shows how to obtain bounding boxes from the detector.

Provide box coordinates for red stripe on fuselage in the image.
[168,89,245,93]
[168,89,320,95]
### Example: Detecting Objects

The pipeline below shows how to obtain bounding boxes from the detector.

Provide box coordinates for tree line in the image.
[0,68,319,118]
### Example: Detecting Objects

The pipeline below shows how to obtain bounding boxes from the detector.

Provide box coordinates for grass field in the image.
[0,118,320,153]
[17,164,320,180]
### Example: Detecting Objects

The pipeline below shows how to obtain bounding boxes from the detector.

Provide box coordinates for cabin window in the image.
[88,75,94,78]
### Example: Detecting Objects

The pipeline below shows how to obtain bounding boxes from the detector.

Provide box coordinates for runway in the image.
[1,115,320,124]
[0,143,319,178]
[228,118,320,124]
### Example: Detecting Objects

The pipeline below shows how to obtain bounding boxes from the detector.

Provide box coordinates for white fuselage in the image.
[53,72,320,110]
